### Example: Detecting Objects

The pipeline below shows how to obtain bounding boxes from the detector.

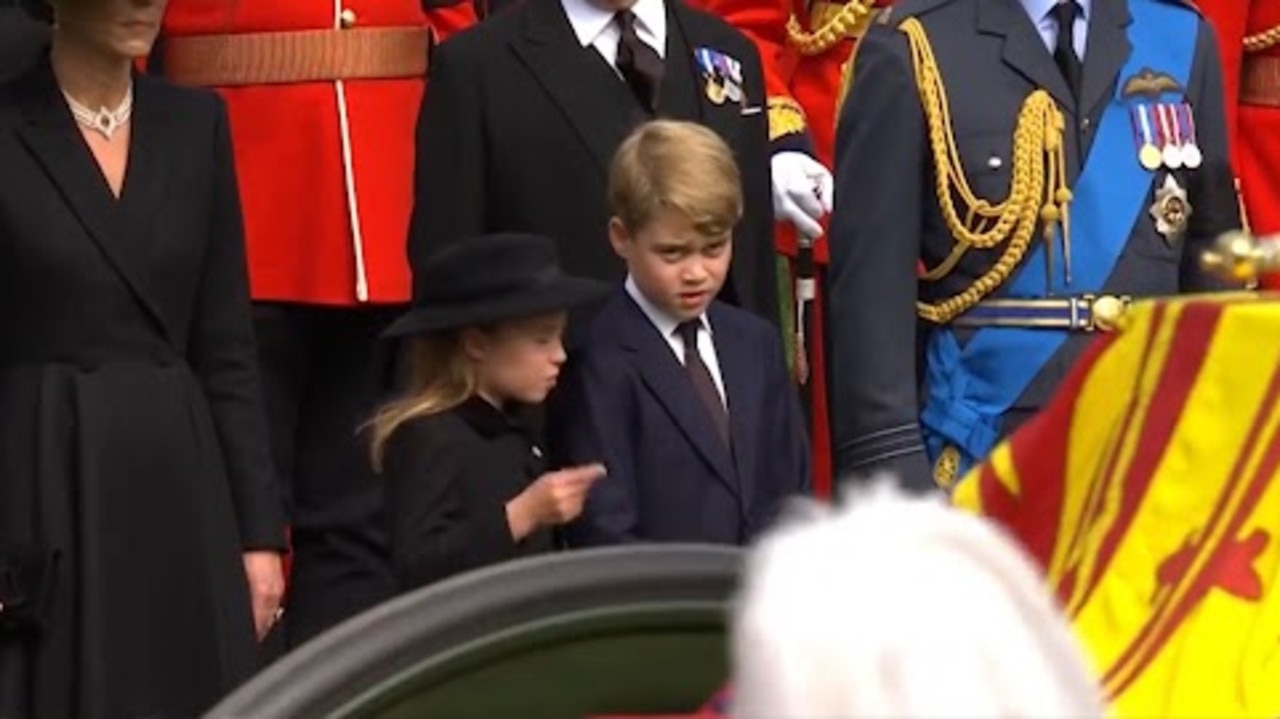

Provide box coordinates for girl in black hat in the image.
[370,233,610,592]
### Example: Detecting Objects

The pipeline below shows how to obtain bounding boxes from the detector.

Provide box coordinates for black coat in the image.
[0,7,48,82]
[383,398,555,592]
[0,61,284,718]
[409,0,778,330]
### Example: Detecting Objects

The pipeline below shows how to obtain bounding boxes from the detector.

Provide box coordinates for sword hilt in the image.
[1199,230,1280,284]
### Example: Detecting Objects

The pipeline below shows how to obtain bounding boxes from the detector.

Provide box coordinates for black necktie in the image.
[615,10,664,114]
[1051,0,1083,101]
[676,321,730,447]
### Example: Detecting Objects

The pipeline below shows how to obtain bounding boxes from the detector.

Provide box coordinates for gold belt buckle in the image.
[1082,294,1130,332]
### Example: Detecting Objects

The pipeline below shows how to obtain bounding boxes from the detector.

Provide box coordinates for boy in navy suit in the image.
[555,119,811,546]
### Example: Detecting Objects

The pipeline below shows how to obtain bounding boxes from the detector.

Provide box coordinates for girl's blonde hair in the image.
[368,332,477,471]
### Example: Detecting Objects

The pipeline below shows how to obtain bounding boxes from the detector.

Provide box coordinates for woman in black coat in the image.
[0,0,286,716]
[370,234,608,592]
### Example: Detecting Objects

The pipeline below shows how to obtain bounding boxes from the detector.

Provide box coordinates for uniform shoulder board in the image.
[878,0,957,26]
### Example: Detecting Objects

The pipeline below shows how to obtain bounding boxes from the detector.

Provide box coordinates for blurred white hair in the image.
[730,478,1107,719]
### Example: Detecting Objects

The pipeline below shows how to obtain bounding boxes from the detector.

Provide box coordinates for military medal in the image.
[724,80,743,104]
[704,77,727,104]
[717,52,745,105]
[1157,104,1183,170]
[1150,174,1192,244]
[1180,104,1204,169]
[1140,144,1163,171]
[695,47,740,106]
[1132,104,1162,171]
[1182,144,1203,169]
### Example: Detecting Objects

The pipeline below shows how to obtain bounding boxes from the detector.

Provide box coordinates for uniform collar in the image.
[1022,0,1091,23]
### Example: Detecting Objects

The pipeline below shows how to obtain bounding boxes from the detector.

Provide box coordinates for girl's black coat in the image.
[383,397,555,591]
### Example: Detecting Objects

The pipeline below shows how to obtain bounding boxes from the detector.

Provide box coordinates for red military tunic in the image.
[160,1,477,306]
[1199,0,1280,286]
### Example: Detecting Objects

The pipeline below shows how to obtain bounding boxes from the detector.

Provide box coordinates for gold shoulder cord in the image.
[899,17,1072,324]
[1244,24,1280,53]
[786,0,877,55]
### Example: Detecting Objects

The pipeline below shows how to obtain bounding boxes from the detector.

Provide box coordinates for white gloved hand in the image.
[770,151,835,241]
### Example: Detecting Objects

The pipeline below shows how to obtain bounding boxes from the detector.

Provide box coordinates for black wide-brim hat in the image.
[383,233,612,338]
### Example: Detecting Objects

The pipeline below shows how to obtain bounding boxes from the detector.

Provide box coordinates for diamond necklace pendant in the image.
[64,86,133,141]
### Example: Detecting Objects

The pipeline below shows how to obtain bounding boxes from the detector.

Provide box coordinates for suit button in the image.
[339,8,357,29]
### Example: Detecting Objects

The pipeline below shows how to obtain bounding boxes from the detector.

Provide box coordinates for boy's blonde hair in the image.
[609,120,743,237]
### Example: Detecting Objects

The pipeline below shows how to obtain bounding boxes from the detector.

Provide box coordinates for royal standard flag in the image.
[954,294,1280,717]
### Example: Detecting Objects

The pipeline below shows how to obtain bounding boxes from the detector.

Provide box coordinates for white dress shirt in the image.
[626,276,728,406]
[561,0,667,70]
[1022,0,1091,60]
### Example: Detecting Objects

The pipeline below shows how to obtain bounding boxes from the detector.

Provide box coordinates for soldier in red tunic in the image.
[157,0,476,646]
[1199,0,1280,288]
[678,0,891,496]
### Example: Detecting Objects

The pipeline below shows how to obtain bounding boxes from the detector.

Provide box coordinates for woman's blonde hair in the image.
[368,332,477,471]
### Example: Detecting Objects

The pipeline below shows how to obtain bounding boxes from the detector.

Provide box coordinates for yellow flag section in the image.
[954,294,1280,717]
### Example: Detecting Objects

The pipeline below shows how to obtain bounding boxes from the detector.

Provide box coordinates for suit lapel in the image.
[664,6,741,144]
[15,64,172,341]
[1078,0,1132,123]
[976,0,1075,113]
[119,74,171,289]
[709,307,755,511]
[616,295,739,492]
[658,5,701,119]
[511,0,644,173]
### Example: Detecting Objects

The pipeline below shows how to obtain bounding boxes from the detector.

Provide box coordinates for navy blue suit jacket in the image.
[553,290,811,546]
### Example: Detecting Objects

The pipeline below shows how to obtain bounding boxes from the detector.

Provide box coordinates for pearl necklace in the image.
[64,86,134,140]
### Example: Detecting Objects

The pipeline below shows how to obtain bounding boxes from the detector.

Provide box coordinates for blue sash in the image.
[920,0,1197,476]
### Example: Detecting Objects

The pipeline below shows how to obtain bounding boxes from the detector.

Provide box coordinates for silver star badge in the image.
[1150,174,1192,245]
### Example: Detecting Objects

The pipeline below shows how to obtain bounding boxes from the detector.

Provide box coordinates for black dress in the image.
[0,61,286,718]
[383,397,555,591]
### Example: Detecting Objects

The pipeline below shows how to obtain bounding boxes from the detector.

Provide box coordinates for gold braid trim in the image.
[768,97,808,141]
[786,0,877,56]
[1244,24,1280,53]
[899,17,1072,325]
[835,53,858,130]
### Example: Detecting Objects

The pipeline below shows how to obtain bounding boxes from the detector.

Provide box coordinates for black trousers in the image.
[252,303,401,649]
